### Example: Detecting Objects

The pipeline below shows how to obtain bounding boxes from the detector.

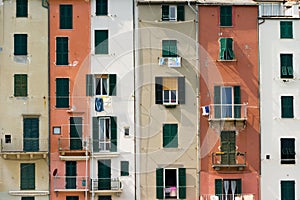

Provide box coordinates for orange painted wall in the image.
[199,5,260,199]
[49,0,90,199]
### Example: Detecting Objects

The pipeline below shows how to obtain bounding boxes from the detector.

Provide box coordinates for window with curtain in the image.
[219,38,235,60]
[281,138,295,164]
[280,54,293,79]
[215,179,242,200]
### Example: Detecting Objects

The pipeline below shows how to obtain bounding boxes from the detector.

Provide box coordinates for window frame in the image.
[280,21,293,39]
[162,5,184,21]
[280,54,293,79]
[86,74,117,96]
[163,123,178,148]
[56,78,70,108]
[281,138,296,164]
[215,179,242,199]
[281,96,294,118]
[16,0,28,18]
[95,30,109,54]
[56,37,69,66]
[14,74,28,97]
[14,34,28,56]
[219,38,235,61]
[59,4,73,29]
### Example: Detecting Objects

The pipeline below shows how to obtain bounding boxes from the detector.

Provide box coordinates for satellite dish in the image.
[53,169,58,176]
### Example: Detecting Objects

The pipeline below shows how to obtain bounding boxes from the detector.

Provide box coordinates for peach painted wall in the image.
[199,5,260,198]
[49,0,90,199]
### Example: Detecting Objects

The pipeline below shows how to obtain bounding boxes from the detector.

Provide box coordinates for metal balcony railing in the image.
[58,138,89,151]
[0,138,48,152]
[53,176,89,191]
[90,178,122,192]
[208,104,247,120]
[212,152,246,170]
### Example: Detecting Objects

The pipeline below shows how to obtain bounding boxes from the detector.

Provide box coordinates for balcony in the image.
[53,176,89,192]
[208,104,247,131]
[0,138,48,160]
[212,152,246,171]
[200,194,254,200]
[259,3,299,18]
[90,178,122,194]
[58,138,90,159]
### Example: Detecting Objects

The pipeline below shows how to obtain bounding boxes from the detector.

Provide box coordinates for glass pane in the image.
[102,78,108,95]
[164,90,170,103]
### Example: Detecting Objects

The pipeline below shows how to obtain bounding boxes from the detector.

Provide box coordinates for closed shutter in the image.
[70,117,82,150]
[95,30,108,54]
[98,160,111,190]
[14,74,27,97]
[21,163,35,190]
[220,6,232,26]
[14,34,27,56]
[215,179,223,198]
[60,5,73,29]
[86,74,94,96]
[109,74,116,96]
[96,0,108,16]
[178,77,185,104]
[110,117,117,152]
[177,5,185,21]
[56,78,69,108]
[178,168,186,199]
[156,168,164,199]
[163,124,178,148]
[21,197,34,200]
[23,118,39,152]
[221,131,236,165]
[93,117,99,152]
[281,96,293,118]
[236,179,242,195]
[281,181,295,200]
[162,5,169,21]
[214,86,221,118]
[121,161,129,176]
[169,40,177,57]
[66,161,76,189]
[234,86,241,118]
[280,21,293,38]
[155,77,163,104]
[56,37,69,65]
[16,0,28,17]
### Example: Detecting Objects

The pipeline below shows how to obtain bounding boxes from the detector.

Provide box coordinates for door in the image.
[98,160,111,190]
[70,117,82,150]
[220,131,236,165]
[66,161,77,189]
[23,118,39,152]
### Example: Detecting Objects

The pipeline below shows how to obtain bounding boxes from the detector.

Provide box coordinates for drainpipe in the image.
[188,1,200,199]
[133,0,137,199]
[42,0,48,9]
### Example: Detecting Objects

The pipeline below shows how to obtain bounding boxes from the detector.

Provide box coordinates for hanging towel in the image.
[202,106,210,116]
[95,97,104,112]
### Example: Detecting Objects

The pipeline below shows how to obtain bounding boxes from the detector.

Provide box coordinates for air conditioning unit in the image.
[111,178,120,190]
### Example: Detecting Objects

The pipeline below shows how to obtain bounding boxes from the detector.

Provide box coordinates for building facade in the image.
[137,1,199,199]
[199,1,260,199]
[259,1,300,199]
[0,0,49,199]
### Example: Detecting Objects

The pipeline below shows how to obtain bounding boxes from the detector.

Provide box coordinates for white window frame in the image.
[163,168,179,199]
[169,6,177,21]
[163,90,178,105]
[95,75,108,96]
[220,86,234,118]
[98,117,111,151]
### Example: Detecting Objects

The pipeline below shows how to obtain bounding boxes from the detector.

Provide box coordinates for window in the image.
[281,54,293,79]
[60,5,72,29]
[95,30,108,54]
[98,196,111,200]
[281,138,295,164]
[281,96,293,118]
[124,127,129,136]
[220,6,232,26]
[14,74,27,97]
[155,77,185,105]
[16,0,28,17]
[98,160,111,190]
[70,117,83,150]
[163,124,178,148]
[281,180,295,200]
[93,117,117,152]
[214,86,241,118]
[121,161,129,176]
[53,127,61,135]
[96,0,107,16]
[280,21,293,39]
[66,161,76,189]
[86,74,117,96]
[14,34,27,56]
[219,38,235,60]
[215,179,242,199]
[21,163,35,190]
[5,135,11,143]
[162,5,184,21]
[22,197,34,200]
[162,40,177,57]
[56,78,69,108]
[56,37,69,65]
[23,118,39,152]
[66,196,79,200]
[156,168,186,199]
[220,131,236,165]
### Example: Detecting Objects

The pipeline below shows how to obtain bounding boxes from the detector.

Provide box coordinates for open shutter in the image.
[214,86,221,118]
[86,74,94,96]
[169,40,177,57]
[236,179,242,195]
[93,117,99,152]
[219,38,226,60]
[109,74,116,96]
[110,117,117,152]
[162,40,169,57]
[226,38,235,59]
[156,168,164,199]
[162,5,169,21]
[178,77,185,104]
[155,77,163,104]
[234,86,241,118]
[178,168,186,199]
[215,179,223,198]
[177,5,185,21]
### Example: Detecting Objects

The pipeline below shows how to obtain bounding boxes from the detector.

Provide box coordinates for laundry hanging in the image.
[95,97,104,112]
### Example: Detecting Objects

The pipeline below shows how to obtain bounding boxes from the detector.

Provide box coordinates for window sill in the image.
[217,59,237,62]
[219,25,233,28]
[164,104,177,108]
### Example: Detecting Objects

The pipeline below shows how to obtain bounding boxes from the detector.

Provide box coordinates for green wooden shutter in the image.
[14,74,27,97]
[16,0,28,17]
[281,181,295,200]
[22,197,34,200]
[98,196,111,200]
[98,160,111,190]
[110,117,117,152]
[177,5,185,21]
[234,86,241,118]
[162,40,169,57]
[56,37,69,65]
[215,179,223,198]
[86,74,94,96]
[60,5,73,29]
[236,179,242,195]
[214,86,221,118]
[21,163,35,190]
[281,54,293,78]
[156,168,164,199]
[121,161,129,176]
[226,38,235,59]
[70,117,82,150]
[162,5,169,21]
[281,96,293,118]
[178,77,185,104]
[66,197,79,200]
[23,118,39,152]
[14,34,27,56]
[221,131,236,165]
[56,78,69,108]
[93,117,99,152]
[219,38,226,60]
[95,30,108,54]
[155,77,163,104]
[109,74,116,96]
[163,124,178,148]
[220,6,232,26]
[169,40,177,57]
[281,21,293,39]
[66,161,76,189]
[96,0,108,15]
[178,168,186,199]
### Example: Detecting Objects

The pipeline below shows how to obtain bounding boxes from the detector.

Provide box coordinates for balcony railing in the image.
[90,178,122,193]
[0,138,48,152]
[259,3,299,17]
[54,176,89,191]
[200,194,254,200]
[212,152,246,170]
[58,138,90,157]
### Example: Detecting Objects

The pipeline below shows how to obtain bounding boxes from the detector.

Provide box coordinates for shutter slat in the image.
[177,5,185,21]
[162,5,169,21]
[93,117,99,152]
[86,74,94,96]
[178,77,185,104]
[179,168,186,198]
[215,179,223,198]
[156,168,164,199]
[109,74,117,96]
[214,86,221,118]
[155,77,163,104]
[110,117,117,152]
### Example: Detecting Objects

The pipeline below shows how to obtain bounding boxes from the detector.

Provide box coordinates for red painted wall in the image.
[199,5,260,199]
[49,0,90,199]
